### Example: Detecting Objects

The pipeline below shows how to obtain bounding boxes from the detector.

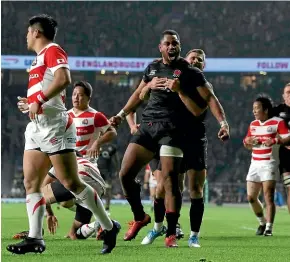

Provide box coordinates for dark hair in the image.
[29,14,58,41]
[255,94,274,117]
[186,49,206,59]
[161,29,180,42]
[73,81,93,98]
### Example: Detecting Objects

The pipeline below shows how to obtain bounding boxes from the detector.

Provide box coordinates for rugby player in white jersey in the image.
[7,14,120,255]
[243,94,290,236]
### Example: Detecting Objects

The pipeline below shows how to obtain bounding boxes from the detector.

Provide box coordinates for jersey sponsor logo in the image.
[66,137,76,144]
[82,119,88,125]
[49,137,58,145]
[149,70,156,76]
[267,126,273,132]
[29,74,39,81]
[173,69,181,78]
[57,58,66,64]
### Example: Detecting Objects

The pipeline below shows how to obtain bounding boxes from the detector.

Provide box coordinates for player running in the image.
[243,94,290,236]
[8,14,120,255]
[273,83,290,213]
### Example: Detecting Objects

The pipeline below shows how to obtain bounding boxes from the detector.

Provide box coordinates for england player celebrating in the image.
[243,94,290,236]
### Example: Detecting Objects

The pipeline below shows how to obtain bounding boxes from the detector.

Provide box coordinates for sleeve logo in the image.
[57,58,66,64]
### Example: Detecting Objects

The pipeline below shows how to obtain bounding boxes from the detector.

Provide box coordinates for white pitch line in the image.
[241,226,256,231]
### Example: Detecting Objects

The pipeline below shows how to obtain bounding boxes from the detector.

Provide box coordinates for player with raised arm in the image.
[243,94,290,236]
[134,49,229,247]
[110,30,220,247]
[8,14,120,255]
[273,83,290,213]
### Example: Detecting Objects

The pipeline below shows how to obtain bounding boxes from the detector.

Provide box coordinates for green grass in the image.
[1,203,290,262]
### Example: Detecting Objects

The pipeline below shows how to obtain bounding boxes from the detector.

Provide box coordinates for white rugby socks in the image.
[26,193,46,239]
[74,185,113,231]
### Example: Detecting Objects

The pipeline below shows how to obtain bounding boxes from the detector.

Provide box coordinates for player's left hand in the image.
[87,142,100,158]
[165,78,181,92]
[47,215,59,235]
[218,125,230,141]
[29,102,41,120]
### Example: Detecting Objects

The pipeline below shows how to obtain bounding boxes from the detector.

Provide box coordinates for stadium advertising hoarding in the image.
[2,55,290,72]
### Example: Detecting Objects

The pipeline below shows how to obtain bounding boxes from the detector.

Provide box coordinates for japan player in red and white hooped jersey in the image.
[243,94,290,237]
[68,81,117,162]
[9,14,120,255]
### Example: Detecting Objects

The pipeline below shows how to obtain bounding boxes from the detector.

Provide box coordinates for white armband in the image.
[220,120,229,128]
[116,109,127,120]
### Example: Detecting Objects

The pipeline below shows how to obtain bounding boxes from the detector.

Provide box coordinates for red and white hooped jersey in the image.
[67,107,110,156]
[244,117,290,163]
[28,43,69,115]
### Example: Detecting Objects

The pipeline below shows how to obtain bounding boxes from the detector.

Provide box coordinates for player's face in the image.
[72,86,90,110]
[253,101,268,121]
[159,34,181,63]
[282,85,290,106]
[186,52,205,70]
[26,27,36,51]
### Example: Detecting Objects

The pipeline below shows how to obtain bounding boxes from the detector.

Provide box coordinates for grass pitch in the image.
[1,203,290,262]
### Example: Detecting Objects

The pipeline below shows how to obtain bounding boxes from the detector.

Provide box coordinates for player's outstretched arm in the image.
[197,83,230,141]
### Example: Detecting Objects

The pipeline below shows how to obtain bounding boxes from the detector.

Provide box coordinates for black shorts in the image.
[130,121,185,154]
[279,146,290,173]
[50,180,74,202]
[182,137,207,172]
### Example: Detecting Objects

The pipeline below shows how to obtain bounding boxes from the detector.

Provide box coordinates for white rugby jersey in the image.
[67,107,110,156]
[245,117,290,163]
[28,43,69,115]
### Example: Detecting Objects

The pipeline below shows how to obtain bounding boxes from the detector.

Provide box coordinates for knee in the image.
[23,177,40,192]
[61,178,82,193]
[247,195,256,203]
[264,191,274,203]
[189,183,203,199]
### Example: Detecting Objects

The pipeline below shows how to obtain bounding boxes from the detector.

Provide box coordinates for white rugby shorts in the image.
[25,111,76,154]
[246,162,279,182]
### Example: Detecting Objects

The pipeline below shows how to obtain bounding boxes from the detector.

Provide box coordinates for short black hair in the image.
[29,14,58,41]
[186,49,206,59]
[73,81,93,98]
[161,29,180,42]
[255,94,274,117]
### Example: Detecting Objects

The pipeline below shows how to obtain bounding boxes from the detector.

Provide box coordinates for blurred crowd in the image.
[2,72,287,201]
[2,1,290,57]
